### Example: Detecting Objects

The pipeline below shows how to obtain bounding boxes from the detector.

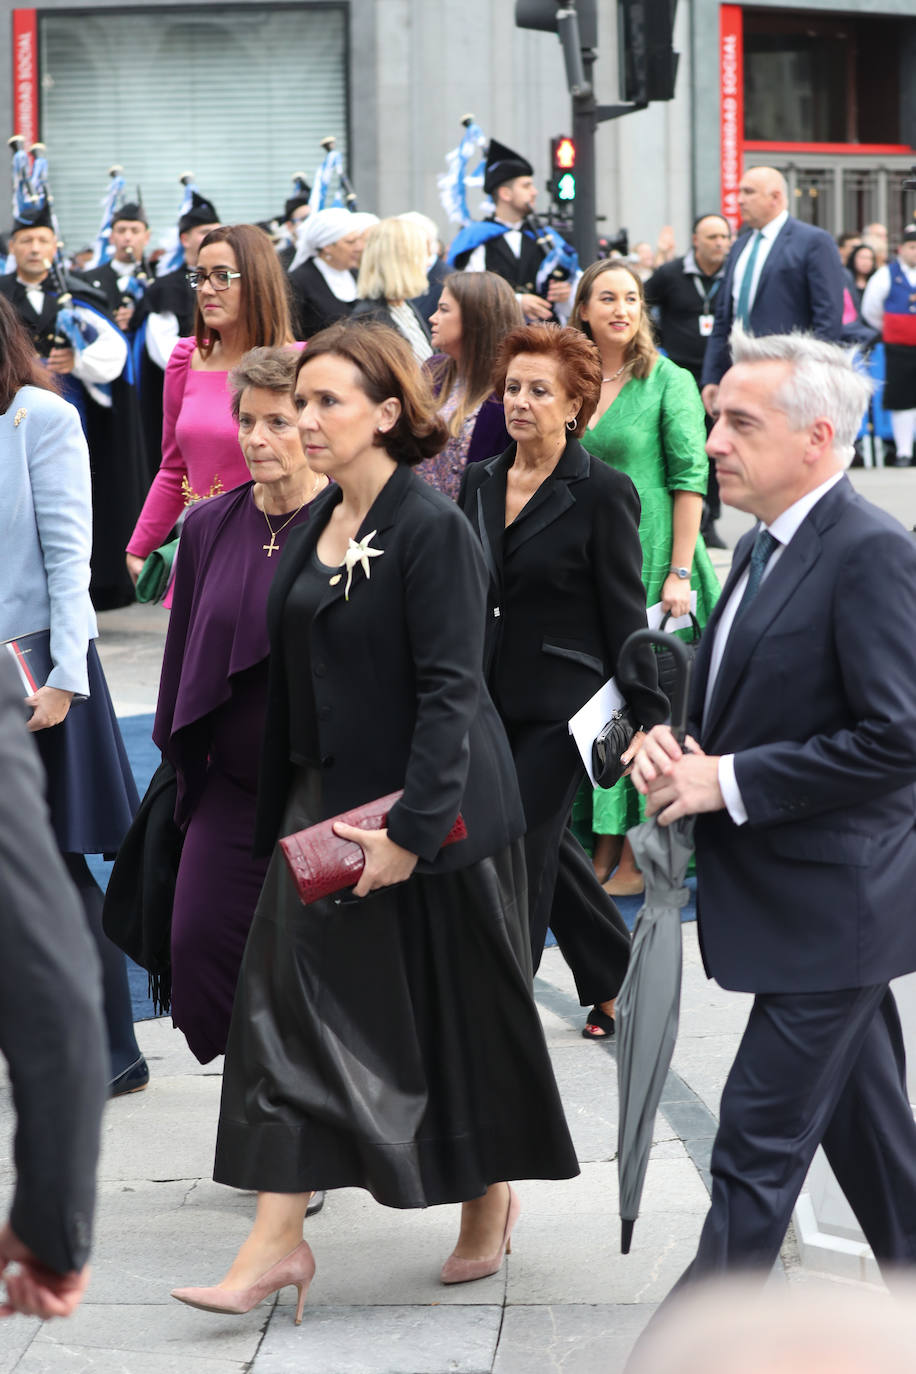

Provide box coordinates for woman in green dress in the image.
[572,259,720,905]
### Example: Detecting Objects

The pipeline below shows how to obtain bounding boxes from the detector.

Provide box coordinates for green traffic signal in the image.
[557,171,576,201]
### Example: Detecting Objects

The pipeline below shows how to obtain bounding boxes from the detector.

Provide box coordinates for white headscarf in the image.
[347,212,380,237]
[290,208,357,272]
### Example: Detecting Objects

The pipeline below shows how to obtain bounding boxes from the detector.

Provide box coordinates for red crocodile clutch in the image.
[279,788,467,905]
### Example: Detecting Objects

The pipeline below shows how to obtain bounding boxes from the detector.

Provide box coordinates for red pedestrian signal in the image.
[554,137,576,171]
[551,136,577,204]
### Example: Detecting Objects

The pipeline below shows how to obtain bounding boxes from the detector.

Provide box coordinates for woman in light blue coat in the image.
[0,295,145,1096]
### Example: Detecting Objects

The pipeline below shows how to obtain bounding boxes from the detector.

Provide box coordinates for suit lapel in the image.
[311,463,414,617]
[753,218,791,300]
[474,452,510,591]
[11,280,56,336]
[720,236,747,322]
[703,513,822,738]
[503,438,588,560]
[689,529,754,721]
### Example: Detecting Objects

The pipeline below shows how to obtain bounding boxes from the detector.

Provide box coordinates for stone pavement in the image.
[0,932,753,1374]
[5,466,911,1371]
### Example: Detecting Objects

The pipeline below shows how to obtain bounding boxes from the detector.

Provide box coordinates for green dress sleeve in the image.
[656,357,709,496]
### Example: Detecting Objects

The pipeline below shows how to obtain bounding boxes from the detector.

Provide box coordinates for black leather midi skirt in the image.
[214,766,579,1207]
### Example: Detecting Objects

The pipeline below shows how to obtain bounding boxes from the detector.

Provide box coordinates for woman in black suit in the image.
[459,323,667,1038]
[171,320,578,1321]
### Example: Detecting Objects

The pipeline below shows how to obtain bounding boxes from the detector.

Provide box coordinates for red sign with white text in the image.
[720,5,743,232]
[12,10,38,147]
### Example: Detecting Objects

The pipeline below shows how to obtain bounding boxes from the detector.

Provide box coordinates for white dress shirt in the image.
[731,209,789,316]
[710,470,845,824]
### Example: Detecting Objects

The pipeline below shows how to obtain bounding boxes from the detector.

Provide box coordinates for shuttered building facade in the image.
[11,2,349,250]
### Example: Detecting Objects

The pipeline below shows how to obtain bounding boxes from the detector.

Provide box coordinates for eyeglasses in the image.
[186,268,242,291]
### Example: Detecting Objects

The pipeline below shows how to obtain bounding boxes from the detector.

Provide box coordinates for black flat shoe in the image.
[306,1190,325,1217]
[109,1054,150,1098]
[582,1007,615,1040]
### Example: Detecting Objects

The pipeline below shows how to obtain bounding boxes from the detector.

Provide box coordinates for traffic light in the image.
[515,0,597,49]
[618,0,679,104]
[551,136,577,204]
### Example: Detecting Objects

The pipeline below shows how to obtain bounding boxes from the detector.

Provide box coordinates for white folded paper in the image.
[568,676,626,787]
[567,598,699,784]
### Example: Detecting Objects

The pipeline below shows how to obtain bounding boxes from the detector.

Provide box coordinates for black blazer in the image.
[254,464,526,869]
[76,261,151,326]
[0,273,60,355]
[0,658,106,1273]
[287,257,355,339]
[690,477,916,994]
[452,228,545,297]
[458,438,668,727]
[350,296,432,344]
[701,217,845,386]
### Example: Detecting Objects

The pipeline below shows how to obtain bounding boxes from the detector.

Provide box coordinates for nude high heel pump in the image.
[440,1185,522,1285]
[171,1239,315,1324]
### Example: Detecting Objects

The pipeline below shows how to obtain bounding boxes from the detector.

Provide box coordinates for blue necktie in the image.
[734,528,779,621]
[735,231,763,327]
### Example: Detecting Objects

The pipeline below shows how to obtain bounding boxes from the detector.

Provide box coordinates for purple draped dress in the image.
[153,481,315,1062]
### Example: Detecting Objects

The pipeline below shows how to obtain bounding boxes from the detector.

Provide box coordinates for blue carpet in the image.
[87,713,161,1021]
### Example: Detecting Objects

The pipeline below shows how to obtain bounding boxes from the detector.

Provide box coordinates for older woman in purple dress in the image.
[153,346,328,1065]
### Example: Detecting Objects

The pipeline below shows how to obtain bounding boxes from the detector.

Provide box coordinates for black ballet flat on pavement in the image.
[306,1191,326,1217]
[109,1054,150,1098]
[582,1007,615,1040]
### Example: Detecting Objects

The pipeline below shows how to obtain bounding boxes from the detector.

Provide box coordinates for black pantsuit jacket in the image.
[0,658,107,1274]
[254,463,525,871]
[459,439,667,992]
[459,438,667,734]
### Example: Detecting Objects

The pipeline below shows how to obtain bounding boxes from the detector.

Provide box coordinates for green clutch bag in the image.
[135,537,180,604]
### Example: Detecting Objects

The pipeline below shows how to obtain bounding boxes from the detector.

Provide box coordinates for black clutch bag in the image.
[592,706,637,789]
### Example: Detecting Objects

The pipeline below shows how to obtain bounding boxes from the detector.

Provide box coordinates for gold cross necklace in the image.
[261,475,325,556]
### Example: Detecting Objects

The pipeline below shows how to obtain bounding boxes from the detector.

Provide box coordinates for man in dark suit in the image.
[0,657,107,1318]
[632,327,916,1291]
[700,167,845,415]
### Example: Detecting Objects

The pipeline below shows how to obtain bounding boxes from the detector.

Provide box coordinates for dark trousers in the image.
[683,983,916,1281]
[505,717,631,1002]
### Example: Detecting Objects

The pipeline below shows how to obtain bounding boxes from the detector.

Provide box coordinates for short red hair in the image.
[491,323,602,436]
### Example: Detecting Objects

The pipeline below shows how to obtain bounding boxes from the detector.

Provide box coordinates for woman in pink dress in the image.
[125,225,296,600]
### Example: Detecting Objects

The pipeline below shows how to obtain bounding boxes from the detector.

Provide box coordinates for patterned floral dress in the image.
[415,384,482,501]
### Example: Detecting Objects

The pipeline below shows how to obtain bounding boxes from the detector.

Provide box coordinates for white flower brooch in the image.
[329,530,384,600]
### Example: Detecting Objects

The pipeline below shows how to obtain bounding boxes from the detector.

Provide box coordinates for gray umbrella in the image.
[616,814,695,1253]
[613,629,695,1254]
